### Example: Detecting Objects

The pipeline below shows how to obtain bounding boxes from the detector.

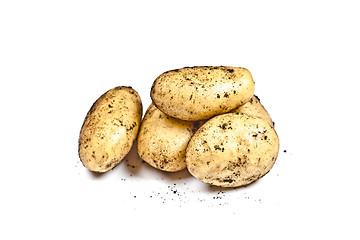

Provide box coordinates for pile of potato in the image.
[78,66,279,187]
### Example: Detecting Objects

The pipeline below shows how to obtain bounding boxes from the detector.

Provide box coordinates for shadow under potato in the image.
[123,142,143,175]
[156,167,193,181]
[206,178,263,192]
[90,171,105,178]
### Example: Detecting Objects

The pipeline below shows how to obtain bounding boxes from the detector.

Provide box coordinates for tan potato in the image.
[137,103,202,172]
[186,113,279,187]
[231,95,274,127]
[78,86,142,173]
[151,66,255,121]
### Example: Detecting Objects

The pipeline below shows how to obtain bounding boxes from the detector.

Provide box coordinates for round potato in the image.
[137,103,202,172]
[186,113,279,187]
[78,86,142,173]
[231,95,274,127]
[151,66,255,121]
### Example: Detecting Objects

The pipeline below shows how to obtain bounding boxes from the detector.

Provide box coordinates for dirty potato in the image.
[151,66,255,121]
[186,113,279,187]
[137,103,202,172]
[78,86,142,173]
[231,95,274,127]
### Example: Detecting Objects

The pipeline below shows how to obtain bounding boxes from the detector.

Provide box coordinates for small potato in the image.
[137,103,202,172]
[186,113,279,187]
[231,95,274,127]
[78,86,142,173]
[151,66,255,121]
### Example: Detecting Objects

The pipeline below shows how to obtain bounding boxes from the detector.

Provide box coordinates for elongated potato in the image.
[231,95,274,127]
[151,66,255,121]
[78,86,142,173]
[137,103,202,172]
[186,113,279,187]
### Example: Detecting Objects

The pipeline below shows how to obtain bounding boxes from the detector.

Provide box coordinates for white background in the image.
[1,0,359,239]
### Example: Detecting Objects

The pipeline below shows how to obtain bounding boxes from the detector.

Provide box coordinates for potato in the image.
[78,86,142,173]
[231,95,274,127]
[151,66,255,121]
[137,103,202,172]
[185,113,279,187]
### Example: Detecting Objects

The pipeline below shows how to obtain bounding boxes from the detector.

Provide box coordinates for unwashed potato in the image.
[151,66,255,121]
[186,113,279,187]
[137,103,202,172]
[231,95,274,127]
[78,86,142,173]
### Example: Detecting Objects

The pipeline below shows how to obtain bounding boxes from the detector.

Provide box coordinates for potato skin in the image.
[231,95,274,127]
[78,86,142,173]
[185,113,279,187]
[151,66,255,121]
[137,103,202,172]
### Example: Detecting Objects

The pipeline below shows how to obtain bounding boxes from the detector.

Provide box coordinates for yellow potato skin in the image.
[186,113,279,187]
[137,103,202,172]
[78,86,142,173]
[151,66,255,121]
[231,95,274,127]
